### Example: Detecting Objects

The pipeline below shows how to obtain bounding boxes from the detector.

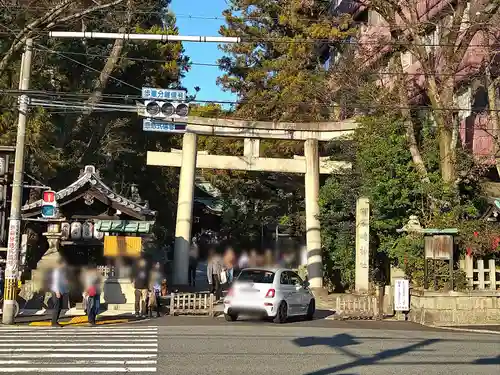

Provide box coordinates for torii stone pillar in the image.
[304,139,323,288]
[173,132,198,285]
[148,117,357,286]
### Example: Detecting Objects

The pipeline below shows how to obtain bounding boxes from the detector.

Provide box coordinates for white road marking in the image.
[0,367,157,372]
[0,326,158,373]
[0,339,158,343]
[0,354,157,358]
[0,360,157,365]
[0,343,158,347]
[0,348,157,352]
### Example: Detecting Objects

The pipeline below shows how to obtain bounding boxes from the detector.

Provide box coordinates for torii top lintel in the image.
[185,116,359,140]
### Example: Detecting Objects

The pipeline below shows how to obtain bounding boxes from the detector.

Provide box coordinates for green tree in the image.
[320,112,496,290]
[199,0,355,245]
[0,0,191,246]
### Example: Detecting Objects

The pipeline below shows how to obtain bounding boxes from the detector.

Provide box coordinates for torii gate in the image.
[147,116,358,289]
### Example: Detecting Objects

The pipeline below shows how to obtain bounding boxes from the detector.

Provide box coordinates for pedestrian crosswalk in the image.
[0,325,158,373]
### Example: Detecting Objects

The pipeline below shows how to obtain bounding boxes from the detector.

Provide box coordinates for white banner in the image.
[5,219,21,279]
[394,278,410,311]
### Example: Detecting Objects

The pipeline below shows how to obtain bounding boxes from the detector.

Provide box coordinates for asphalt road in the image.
[0,315,498,374]
[156,324,500,375]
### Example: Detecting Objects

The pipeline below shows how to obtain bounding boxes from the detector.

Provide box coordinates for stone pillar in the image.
[304,139,322,289]
[173,132,198,285]
[355,197,370,292]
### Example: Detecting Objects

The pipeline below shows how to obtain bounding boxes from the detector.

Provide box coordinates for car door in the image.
[288,272,309,314]
[282,271,303,315]
[278,271,297,314]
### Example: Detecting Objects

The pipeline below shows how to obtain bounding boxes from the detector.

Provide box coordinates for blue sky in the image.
[170,0,236,105]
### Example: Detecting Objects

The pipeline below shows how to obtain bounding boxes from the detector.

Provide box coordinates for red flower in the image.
[492,237,500,250]
[473,231,479,237]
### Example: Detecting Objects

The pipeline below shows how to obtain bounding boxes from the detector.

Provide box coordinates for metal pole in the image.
[49,31,241,43]
[2,38,33,325]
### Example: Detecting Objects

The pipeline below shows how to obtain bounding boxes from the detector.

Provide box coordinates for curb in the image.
[426,324,500,335]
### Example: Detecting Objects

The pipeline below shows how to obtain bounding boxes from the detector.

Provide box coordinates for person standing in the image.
[223,247,236,285]
[51,259,68,327]
[0,266,4,300]
[207,249,223,302]
[188,237,198,287]
[132,258,149,318]
[148,262,163,318]
[238,250,249,270]
[83,266,101,325]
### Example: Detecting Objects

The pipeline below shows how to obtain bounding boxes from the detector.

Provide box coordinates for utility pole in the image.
[49,31,240,285]
[2,38,33,325]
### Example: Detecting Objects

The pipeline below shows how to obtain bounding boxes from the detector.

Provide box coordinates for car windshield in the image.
[237,270,275,284]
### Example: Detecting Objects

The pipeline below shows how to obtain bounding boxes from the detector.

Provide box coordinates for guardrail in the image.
[333,295,379,320]
[169,292,215,317]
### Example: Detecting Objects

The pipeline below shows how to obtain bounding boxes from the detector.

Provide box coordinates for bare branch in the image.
[393,52,430,182]
[0,0,125,77]
[0,0,73,75]
[453,1,500,72]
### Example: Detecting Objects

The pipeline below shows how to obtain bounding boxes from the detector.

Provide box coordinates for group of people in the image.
[206,247,237,301]
[132,258,168,318]
[50,259,108,327]
[49,257,168,327]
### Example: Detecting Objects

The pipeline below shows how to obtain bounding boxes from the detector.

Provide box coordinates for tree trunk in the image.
[393,53,429,181]
[439,127,456,183]
[486,67,500,177]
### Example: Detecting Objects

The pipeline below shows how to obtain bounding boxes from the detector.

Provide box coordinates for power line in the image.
[24,99,500,133]
[2,5,500,30]
[0,88,499,114]
[32,47,499,78]
[33,42,141,92]
[1,25,499,48]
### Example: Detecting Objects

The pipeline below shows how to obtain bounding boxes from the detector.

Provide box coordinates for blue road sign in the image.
[143,119,187,133]
[141,87,186,101]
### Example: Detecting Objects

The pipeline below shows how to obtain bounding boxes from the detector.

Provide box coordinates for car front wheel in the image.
[225,313,238,322]
[305,299,315,320]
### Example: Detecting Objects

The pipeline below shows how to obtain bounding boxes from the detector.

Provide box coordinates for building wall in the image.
[330,0,499,163]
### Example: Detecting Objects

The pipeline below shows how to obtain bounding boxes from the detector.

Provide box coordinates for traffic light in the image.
[143,100,189,122]
[41,190,58,218]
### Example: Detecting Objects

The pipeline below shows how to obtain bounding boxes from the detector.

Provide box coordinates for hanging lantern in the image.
[61,222,70,240]
[94,225,104,240]
[82,222,93,240]
[70,222,82,240]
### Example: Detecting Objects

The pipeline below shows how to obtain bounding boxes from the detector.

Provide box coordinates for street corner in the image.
[25,315,145,327]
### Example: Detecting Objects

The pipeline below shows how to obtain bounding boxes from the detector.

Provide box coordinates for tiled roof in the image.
[21,165,156,218]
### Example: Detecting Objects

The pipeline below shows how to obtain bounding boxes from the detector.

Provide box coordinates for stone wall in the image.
[408,290,500,325]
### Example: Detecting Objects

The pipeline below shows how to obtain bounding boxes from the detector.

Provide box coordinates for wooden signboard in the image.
[425,235,453,260]
[104,236,142,258]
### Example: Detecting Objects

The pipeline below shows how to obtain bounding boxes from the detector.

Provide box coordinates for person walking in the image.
[132,258,149,318]
[207,248,223,302]
[188,238,198,287]
[50,259,68,327]
[238,250,249,270]
[223,247,236,286]
[0,266,4,301]
[148,262,163,318]
[82,266,101,325]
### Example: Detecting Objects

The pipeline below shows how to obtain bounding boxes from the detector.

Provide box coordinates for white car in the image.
[223,267,315,323]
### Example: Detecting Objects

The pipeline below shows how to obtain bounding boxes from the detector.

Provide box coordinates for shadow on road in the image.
[293,333,499,375]
[473,356,500,365]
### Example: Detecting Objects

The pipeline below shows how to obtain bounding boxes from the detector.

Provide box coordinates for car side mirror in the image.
[302,280,310,289]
